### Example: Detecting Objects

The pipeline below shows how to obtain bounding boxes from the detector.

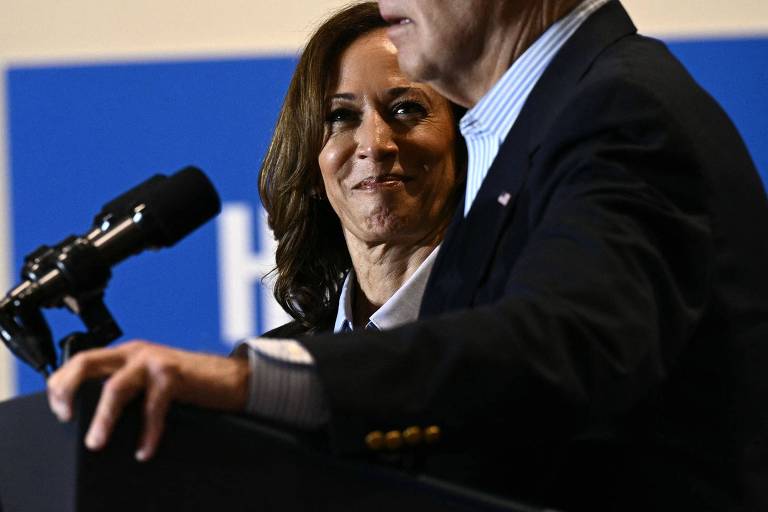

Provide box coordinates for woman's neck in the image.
[345,237,439,328]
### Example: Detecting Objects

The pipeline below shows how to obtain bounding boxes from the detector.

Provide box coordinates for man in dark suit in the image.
[295,0,768,509]
[47,0,768,509]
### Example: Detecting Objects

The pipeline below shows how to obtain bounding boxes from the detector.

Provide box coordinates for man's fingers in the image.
[45,340,238,460]
[135,372,175,462]
[84,361,146,451]
[47,348,127,422]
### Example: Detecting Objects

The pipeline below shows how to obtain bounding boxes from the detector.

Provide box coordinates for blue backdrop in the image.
[5,37,767,394]
[7,57,297,393]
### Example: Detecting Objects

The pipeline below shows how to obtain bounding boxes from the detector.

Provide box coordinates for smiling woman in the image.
[259,3,464,331]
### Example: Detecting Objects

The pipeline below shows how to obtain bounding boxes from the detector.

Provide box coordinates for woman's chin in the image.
[365,216,407,237]
[352,213,416,245]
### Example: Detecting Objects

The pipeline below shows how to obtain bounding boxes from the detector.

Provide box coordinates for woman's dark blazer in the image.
[261,318,333,339]
[261,293,339,339]
[289,2,768,510]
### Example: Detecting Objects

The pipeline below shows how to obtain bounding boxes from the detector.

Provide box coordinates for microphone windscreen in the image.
[95,174,167,222]
[146,166,222,247]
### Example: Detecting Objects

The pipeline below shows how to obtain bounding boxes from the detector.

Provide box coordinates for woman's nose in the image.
[356,112,397,161]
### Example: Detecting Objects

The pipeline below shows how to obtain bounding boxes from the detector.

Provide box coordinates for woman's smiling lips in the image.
[354,174,414,191]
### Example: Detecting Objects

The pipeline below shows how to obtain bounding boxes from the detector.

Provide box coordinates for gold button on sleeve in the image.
[424,425,442,444]
[365,431,385,451]
[403,426,423,446]
[384,430,403,451]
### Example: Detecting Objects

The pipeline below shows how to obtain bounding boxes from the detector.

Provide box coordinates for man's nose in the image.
[356,111,397,161]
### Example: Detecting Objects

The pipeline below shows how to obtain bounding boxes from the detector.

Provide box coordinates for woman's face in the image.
[318,28,458,249]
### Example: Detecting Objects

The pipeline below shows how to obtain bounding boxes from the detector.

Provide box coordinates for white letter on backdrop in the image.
[217,203,291,345]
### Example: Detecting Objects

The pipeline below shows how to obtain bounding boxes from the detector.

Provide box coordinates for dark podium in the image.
[0,384,542,512]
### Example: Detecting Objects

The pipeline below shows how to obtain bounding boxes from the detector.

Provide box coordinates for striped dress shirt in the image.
[461,0,612,216]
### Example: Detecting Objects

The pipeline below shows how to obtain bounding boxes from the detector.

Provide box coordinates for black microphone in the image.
[0,166,221,372]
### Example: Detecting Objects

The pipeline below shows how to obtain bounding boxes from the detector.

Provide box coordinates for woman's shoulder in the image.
[261,320,312,338]
[260,304,338,338]
[261,318,336,338]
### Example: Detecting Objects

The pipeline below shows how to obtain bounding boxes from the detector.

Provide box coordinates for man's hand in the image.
[46,340,250,461]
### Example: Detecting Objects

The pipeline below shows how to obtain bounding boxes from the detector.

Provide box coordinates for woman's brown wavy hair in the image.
[259,2,465,328]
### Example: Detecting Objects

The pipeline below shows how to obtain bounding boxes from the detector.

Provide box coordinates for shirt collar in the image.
[333,246,440,333]
[460,0,612,144]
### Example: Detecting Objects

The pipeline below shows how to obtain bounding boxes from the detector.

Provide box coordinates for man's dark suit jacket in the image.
[293,2,768,510]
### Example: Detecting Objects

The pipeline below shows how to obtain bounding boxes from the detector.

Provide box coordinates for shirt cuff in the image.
[232,338,329,429]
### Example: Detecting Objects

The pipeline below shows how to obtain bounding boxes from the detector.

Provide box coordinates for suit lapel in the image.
[422,1,638,316]
[449,122,533,306]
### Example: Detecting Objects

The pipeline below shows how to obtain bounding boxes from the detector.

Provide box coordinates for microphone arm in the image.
[0,166,221,377]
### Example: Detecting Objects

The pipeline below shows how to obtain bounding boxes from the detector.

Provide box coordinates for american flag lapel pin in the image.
[497,191,511,206]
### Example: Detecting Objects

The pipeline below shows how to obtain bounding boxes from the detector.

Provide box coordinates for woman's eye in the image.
[392,101,428,119]
[326,108,358,125]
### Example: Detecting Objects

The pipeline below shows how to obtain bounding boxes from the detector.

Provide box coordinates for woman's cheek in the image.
[319,137,355,178]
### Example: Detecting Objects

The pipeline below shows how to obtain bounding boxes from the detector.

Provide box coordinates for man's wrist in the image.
[178,351,251,412]
[235,338,329,428]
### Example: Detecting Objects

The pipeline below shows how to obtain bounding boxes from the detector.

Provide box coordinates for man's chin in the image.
[395,51,438,84]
